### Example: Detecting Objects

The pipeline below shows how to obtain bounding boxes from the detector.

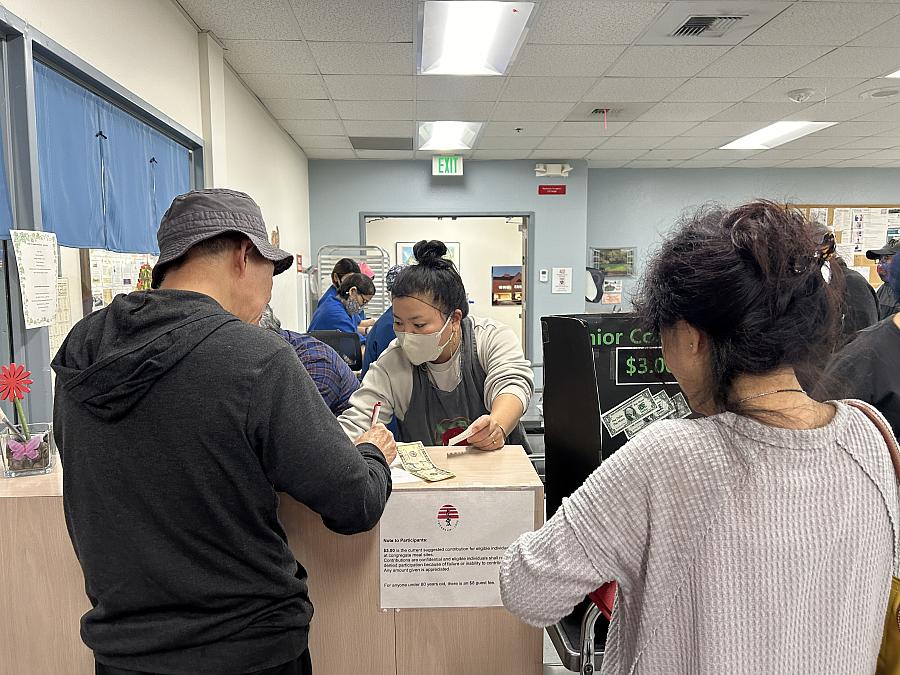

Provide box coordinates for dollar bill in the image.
[396,442,455,482]
[601,388,655,437]
[624,390,676,439]
[671,392,692,419]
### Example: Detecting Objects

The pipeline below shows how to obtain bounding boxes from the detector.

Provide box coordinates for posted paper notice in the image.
[551,267,572,294]
[10,230,58,329]
[380,489,535,608]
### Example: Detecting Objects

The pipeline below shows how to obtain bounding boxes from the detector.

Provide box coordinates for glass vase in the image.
[1,423,54,478]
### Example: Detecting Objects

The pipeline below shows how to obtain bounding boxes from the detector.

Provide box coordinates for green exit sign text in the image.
[432,155,463,176]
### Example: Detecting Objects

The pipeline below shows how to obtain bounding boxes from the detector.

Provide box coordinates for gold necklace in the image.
[737,388,806,404]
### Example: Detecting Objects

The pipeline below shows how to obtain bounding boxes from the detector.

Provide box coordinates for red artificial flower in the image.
[0,363,32,401]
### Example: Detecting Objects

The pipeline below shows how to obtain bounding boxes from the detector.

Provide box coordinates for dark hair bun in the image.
[413,240,448,265]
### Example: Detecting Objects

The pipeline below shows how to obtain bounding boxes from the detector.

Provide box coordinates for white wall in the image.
[366,217,524,345]
[223,67,310,329]
[3,0,203,135]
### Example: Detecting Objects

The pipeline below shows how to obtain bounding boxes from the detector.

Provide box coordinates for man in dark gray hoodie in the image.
[52,189,396,675]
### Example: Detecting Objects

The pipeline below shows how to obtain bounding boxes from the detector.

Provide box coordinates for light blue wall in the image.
[309,159,590,382]
[588,168,900,310]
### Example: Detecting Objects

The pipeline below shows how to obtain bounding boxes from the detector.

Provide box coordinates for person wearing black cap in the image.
[51,189,396,675]
[867,236,900,319]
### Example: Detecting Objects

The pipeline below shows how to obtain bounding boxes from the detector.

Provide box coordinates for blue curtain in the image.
[32,61,192,253]
[32,61,104,247]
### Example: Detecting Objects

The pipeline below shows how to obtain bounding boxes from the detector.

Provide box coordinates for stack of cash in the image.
[396,442,455,482]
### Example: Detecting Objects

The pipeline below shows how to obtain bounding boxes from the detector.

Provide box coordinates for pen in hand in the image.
[370,401,382,429]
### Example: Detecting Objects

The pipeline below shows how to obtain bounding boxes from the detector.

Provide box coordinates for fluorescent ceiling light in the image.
[720,121,838,150]
[420,1,534,76]
[885,68,900,78]
[418,121,482,151]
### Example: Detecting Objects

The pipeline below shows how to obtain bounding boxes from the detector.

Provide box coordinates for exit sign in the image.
[432,155,463,176]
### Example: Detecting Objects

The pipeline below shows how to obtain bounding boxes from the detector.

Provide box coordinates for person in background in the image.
[259,305,359,415]
[307,272,376,346]
[361,264,405,376]
[818,252,900,436]
[815,228,878,342]
[52,189,395,675]
[501,201,895,674]
[339,240,534,450]
[321,258,375,338]
[868,237,899,319]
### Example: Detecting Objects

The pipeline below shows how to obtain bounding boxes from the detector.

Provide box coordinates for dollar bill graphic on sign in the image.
[396,442,456,482]
[624,390,676,440]
[601,388,655,437]
[671,392,692,419]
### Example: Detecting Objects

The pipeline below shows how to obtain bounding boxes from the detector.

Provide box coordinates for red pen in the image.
[370,401,383,428]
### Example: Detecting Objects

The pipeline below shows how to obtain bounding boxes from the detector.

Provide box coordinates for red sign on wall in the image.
[538,184,566,195]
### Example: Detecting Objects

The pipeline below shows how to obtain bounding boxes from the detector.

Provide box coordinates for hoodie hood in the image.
[52,290,239,421]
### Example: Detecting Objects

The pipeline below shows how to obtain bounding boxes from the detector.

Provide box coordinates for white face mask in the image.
[396,316,453,366]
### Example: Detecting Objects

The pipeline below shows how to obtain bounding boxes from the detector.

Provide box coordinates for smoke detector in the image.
[860,87,900,100]
[787,88,815,103]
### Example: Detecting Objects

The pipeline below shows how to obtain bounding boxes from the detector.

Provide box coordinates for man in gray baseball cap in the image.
[867,236,900,319]
[52,189,396,674]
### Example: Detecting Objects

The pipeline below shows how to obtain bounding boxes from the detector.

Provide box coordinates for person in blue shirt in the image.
[308,273,376,345]
[361,264,406,376]
[322,258,375,338]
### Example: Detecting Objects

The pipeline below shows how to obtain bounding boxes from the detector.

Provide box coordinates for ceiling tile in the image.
[550,121,629,136]
[780,158,838,167]
[829,158,895,167]
[280,119,345,135]
[529,149,590,159]
[586,147,650,161]
[223,40,317,74]
[290,134,352,149]
[263,98,338,119]
[659,136,734,149]
[492,101,576,121]
[828,78,900,101]
[683,121,769,136]
[806,147,875,161]
[501,77,596,102]
[618,121,696,136]
[744,77,866,103]
[303,148,357,159]
[527,0,666,45]
[477,136,543,150]
[848,103,900,122]
[324,75,414,101]
[777,135,855,150]
[812,120,900,136]
[355,150,416,159]
[289,0,413,42]
[792,47,900,78]
[177,0,302,39]
[471,150,528,160]
[747,3,900,46]
[418,101,494,120]
[730,159,790,168]
[585,77,686,102]
[416,76,505,102]
[751,145,826,160]
[639,148,705,160]
[241,74,327,99]
[513,45,626,77]
[862,146,900,160]
[851,15,900,46]
[587,160,630,168]
[627,160,685,168]
[308,42,413,75]
[666,78,777,102]
[637,101,732,122]
[677,160,739,168]
[484,121,557,136]
[536,136,604,149]
[711,102,813,122]
[692,149,763,161]
[783,100,895,121]
[836,135,900,148]
[342,120,415,136]
[596,136,669,149]
[608,47,730,78]
[700,46,833,78]
[336,100,415,120]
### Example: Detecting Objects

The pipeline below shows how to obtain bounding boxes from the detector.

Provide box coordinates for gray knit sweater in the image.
[501,401,898,674]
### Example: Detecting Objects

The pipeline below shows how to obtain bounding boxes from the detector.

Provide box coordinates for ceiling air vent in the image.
[672,15,744,38]
[349,137,413,151]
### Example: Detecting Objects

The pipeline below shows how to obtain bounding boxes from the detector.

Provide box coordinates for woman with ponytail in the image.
[338,240,534,450]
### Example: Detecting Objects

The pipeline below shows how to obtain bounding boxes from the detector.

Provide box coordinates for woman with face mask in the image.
[321,258,377,337]
[338,240,534,450]
[307,272,376,345]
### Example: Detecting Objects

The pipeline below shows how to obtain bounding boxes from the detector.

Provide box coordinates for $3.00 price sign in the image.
[615,347,676,386]
[625,354,671,377]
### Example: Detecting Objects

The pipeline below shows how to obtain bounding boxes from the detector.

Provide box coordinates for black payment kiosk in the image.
[541,313,691,671]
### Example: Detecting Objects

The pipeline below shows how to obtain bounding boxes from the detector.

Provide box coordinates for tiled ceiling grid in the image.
[175,0,900,168]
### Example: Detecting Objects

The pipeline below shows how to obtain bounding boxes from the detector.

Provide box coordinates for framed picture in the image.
[590,247,636,277]
[491,265,523,306]
[396,241,462,271]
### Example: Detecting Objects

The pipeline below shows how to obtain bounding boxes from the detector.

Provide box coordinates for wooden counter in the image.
[0,446,543,675]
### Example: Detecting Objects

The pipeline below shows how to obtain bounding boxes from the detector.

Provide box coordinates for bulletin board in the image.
[792,204,900,288]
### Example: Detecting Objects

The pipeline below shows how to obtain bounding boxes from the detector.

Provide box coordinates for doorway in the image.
[363,215,529,353]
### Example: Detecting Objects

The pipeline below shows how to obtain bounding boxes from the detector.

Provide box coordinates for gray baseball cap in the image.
[151,189,293,289]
